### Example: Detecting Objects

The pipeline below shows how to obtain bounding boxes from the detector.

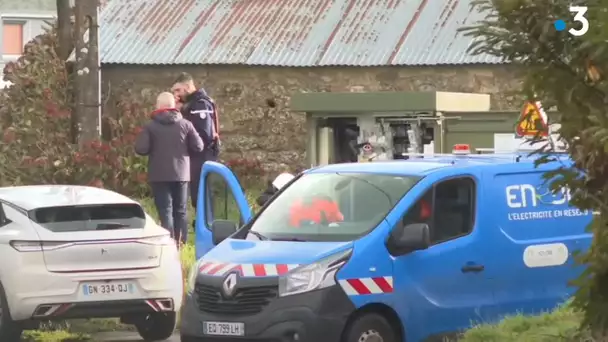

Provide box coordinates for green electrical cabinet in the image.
[291,91,527,166]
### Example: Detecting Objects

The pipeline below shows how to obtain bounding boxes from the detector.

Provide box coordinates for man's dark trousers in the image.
[150,182,189,244]
[190,148,218,228]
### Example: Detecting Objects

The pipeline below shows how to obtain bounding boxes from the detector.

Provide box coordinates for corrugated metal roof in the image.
[99,0,504,66]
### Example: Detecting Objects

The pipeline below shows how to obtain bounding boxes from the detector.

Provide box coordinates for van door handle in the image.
[461,264,484,273]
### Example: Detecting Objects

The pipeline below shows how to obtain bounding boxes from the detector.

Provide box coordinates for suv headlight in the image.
[278,248,352,297]
[185,259,202,293]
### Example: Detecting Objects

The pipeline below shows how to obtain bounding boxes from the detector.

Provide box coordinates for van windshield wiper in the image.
[248,231,270,241]
[272,237,307,242]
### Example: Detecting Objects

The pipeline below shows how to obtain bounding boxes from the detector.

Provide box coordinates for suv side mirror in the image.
[211,220,238,245]
[388,223,430,255]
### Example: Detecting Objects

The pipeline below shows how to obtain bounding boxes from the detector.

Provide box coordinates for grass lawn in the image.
[22,329,90,342]
[460,305,590,342]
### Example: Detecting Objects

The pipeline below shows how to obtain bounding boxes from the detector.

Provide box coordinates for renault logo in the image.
[222,273,238,298]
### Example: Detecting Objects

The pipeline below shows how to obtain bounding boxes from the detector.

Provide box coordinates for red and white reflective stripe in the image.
[198,262,238,276]
[239,263,299,277]
[198,261,299,277]
[338,277,394,295]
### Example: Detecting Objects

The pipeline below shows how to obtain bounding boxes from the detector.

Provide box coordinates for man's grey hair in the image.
[156,92,176,109]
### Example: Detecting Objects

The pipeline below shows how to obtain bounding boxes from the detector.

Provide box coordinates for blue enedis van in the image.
[179,151,592,342]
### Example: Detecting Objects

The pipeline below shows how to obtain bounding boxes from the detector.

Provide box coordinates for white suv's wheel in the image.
[135,312,177,341]
[0,283,23,341]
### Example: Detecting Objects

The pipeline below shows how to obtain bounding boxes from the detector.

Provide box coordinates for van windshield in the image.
[246,173,420,242]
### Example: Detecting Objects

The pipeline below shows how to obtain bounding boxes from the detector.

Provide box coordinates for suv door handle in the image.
[461,264,484,273]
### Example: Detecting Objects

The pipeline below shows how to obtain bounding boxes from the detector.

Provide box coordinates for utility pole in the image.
[56,0,78,143]
[56,0,73,60]
[74,0,101,144]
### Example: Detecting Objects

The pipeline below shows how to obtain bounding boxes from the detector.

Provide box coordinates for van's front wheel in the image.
[344,313,397,342]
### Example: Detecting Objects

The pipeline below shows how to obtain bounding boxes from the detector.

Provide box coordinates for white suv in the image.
[0,185,183,341]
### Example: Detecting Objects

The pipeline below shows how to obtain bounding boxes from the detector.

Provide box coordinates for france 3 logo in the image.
[553,6,589,36]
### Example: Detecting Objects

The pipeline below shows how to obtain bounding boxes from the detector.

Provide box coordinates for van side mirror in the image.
[211,220,238,245]
[387,223,430,255]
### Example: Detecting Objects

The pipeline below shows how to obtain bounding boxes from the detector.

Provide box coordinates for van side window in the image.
[433,178,475,242]
[402,177,476,243]
[402,190,433,228]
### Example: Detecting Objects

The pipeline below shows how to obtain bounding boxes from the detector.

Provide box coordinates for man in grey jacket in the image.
[135,92,204,245]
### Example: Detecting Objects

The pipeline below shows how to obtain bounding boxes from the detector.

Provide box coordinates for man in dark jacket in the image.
[135,92,204,245]
[171,73,220,226]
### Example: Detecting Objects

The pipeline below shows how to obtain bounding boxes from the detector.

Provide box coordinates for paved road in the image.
[93,332,180,341]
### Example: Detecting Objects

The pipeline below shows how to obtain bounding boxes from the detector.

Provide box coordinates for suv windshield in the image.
[246,173,420,242]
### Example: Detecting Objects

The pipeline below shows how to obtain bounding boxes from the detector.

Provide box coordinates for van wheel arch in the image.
[341,303,404,342]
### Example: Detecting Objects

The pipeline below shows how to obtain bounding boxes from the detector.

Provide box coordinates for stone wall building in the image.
[99,0,521,170]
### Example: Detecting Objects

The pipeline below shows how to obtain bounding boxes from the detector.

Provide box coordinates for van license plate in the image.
[203,321,245,336]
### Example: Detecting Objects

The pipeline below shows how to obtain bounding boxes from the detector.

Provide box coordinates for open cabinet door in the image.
[195,161,252,259]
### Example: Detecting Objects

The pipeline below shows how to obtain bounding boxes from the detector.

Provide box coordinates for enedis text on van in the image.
[506,184,589,221]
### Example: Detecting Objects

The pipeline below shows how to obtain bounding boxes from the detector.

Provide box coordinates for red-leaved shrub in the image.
[0,25,151,197]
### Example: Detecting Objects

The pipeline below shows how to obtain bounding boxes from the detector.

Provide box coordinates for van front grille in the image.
[195,284,277,315]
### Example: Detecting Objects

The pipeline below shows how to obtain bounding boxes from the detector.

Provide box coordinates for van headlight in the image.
[186,259,202,293]
[278,249,352,297]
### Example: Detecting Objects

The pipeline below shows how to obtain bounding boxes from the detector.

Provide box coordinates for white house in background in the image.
[0,0,56,88]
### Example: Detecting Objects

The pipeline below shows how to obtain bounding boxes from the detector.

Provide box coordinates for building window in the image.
[3,22,24,56]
